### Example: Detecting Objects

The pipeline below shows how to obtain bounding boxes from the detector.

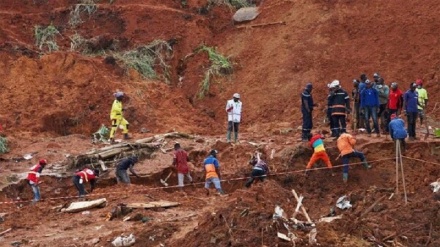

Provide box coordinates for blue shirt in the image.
[117,158,136,170]
[404,90,419,113]
[360,87,380,108]
[389,118,408,139]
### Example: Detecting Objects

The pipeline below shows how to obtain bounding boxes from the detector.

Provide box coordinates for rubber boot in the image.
[234,131,238,143]
[226,131,231,143]
[343,173,348,183]
[362,160,372,169]
[301,131,309,142]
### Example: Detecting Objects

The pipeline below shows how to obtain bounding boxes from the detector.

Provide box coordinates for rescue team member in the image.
[337,133,371,183]
[225,93,242,143]
[389,114,408,154]
[245,151,269,188]
[403,82,419,141]
[351,79,362,131]
[415,79,428,125]
[115,156,140,184]
[385,82,403,133]
[73,168,100,197]
[203,150,225,195]
[360,79,380,137]
[329,80,350,139]
[109,91,130,144]
[301,83,317,141]
[376,77,389,133]
[27,159,47,202]
[305,131,333,176]
[172,143,193,189]
[326,84,337,137]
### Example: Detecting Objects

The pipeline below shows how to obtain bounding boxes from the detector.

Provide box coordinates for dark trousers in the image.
[378,104,388,132]
[245,169,266,188]
[385,109,398,132]
[327,109,337,137]
[341,151,366,174]
[227,121,240,141]
[364,106,379,134]
[331,115,346,137]
[72,175,87,196]
[302,110,313,139]
[406,112,418,138]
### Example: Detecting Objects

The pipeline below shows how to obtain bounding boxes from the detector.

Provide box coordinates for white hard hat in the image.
[233,93,240,99]
[330,80,340,88]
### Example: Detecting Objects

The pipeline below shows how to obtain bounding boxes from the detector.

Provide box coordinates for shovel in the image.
[160,171,173,187]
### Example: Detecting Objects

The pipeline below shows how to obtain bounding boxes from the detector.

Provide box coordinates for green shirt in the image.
[416,88,428,110]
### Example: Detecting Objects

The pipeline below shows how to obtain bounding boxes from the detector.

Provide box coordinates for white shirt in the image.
[225,99,242,122]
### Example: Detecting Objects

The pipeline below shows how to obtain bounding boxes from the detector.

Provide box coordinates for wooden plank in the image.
[62,198,107,213]
[126,200,180,209]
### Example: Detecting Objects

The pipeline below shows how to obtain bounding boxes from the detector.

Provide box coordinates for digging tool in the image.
[160,171,173,187]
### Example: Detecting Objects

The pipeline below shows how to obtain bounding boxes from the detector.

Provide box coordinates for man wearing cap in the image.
[301,83,317,141]
[26,159,47,202]
[360,79,380,137]
[172,143,193,190]
[109,91,130,144]
[386,82,403,133]
[329,80,350,139]
[115,156,140,184]
[73,168,99,198]
[373,72,381,85]
[388,114,408,154]
[225,93,242,143]
[203,150,225,195]
[415,79,428,125]
[403,82,419,140]
[375,78,389,133]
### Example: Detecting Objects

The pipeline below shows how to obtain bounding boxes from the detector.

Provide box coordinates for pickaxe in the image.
[160,171,173,187]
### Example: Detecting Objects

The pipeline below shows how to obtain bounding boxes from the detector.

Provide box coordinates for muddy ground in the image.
[1,0,440,246]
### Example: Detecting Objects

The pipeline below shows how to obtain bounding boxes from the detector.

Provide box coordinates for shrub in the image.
[34,24,60,52]
[0,136,9,154]
[69,0,99,27]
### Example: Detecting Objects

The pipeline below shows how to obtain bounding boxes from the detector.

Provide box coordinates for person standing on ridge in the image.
[109,91,130,143]
[225,93,242,143]
[172,143,193,190]
[403,82,419,140]
[376,77,389,133]
[27,159,47,203]
[385,82,403,133]
[351,79,362,131]
[329,80,350,139]
[415,79,428,126]
[301,83,317,141]
[360,80,380,137]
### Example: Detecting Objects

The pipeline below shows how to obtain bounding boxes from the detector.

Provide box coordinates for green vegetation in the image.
[114,40,172,83]
[195,46,233,99]
[34,24,60,52]
[0,136,9,154]
[69,0,99,27]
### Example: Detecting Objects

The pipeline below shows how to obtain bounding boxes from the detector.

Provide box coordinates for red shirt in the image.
[75,168,97,182]
[27,164,44,183]
[388,88,403,110]
[173,149,189,174]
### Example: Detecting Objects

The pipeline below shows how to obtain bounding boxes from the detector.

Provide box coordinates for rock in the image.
[90,238,100,244]
[210,237,217,244]
[112,234,135,247]
[233,7,260,22]
[10,241,22,247]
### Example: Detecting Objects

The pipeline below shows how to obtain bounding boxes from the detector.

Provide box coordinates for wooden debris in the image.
[236,21,286,29]
[62,198,107,213]
[277,232,291,241]
[126,200,180,209]
[318,215,342,223]
[360,195,386,218]
[291,189,313,223]
[0,228,12,236]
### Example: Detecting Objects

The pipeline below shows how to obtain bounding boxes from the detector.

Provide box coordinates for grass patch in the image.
[195,46,233,99]
[69,0,99,27]
[0,136,9,154]
[114,40,173,83]
[34,24,60,52]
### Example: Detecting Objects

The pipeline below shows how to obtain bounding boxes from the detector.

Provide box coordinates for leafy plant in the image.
[34,24,60,52]
[69,0,99,27]
[114,40,173,83]
[195,46,233,99]
[0,136,9,154]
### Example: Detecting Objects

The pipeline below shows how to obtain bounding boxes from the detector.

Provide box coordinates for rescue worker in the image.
[373,72,381,85]
[245,151,269,188]
[415,79,428,125]
[305,131,333,176]
[72,168,99,197]
[26,159,47,202]
[301,83,317,141]
[326,84,337,137]
[360,79,380,137]
[225,93,242,143]
[385,82,403,133]
[352,79,362,131]
[109,91,130,144]
[388,114,408,154]
[358,73,367,93]
[329,80,350,139]
[172,143,193,189]
[376,77,389,133]
[115,156,140,184]
[337,133,371,183]
[403,82,419,140]
[203,150,225,195]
